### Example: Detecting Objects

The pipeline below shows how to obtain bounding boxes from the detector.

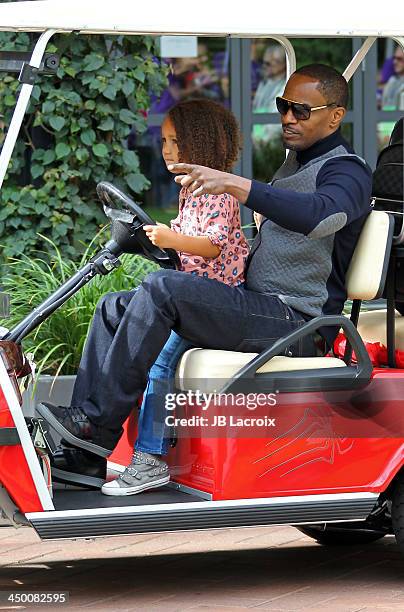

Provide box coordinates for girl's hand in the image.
[143,223,178,249]
[144,224,220,258]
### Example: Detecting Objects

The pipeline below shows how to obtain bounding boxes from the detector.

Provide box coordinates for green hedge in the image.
[0,31,168,260]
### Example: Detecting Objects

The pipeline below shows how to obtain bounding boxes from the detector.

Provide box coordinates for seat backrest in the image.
[390,117,403,146]
[372,118,404,243]
[346,210,394,301]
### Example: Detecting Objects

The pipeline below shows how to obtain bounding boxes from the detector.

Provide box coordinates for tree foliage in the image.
[0,32,168,259]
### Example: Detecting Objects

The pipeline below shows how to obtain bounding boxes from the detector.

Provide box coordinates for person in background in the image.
[377,56,395,110]
[252,45,287,143]
[179,43,225,102]
[378,45,404,148]
[250,40,265,97]
[382,46,404,111]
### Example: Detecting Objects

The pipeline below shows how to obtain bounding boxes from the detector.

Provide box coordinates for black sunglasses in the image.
[276,96,337,121]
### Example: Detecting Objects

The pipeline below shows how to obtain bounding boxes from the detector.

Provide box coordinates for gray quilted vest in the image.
[245,145,366,318]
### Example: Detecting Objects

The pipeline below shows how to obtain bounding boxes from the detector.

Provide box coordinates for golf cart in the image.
[0,0,404,553]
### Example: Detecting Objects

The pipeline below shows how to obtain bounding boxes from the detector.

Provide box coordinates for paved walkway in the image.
[0,525,403,611]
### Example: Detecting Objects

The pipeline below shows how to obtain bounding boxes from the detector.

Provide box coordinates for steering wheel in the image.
[96,182,180,270]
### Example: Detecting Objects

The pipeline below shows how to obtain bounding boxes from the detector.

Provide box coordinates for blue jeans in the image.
[135,330,194,456]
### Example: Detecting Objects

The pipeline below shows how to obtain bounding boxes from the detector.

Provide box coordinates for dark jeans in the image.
[71,270,317,435]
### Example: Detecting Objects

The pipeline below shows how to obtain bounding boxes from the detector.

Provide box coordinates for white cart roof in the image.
[0,0,403,38]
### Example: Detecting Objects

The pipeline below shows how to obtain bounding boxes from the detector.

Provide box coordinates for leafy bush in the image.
[0,31,168,259]
[0,233,158,376]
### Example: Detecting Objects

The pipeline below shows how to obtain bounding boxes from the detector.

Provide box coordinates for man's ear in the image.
[330,106,346,129]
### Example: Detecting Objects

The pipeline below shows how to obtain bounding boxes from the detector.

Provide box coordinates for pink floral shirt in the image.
[170,188,250,286]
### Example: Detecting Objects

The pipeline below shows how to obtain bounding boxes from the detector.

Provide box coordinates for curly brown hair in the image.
[167,99,241,172]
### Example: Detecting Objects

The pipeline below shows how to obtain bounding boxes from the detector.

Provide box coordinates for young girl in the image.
[102,99,249,496]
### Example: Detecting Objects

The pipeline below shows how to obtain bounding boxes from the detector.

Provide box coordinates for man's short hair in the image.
[294,64,349,109]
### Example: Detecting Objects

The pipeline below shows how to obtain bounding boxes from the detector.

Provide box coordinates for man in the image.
[38,64,373,492]
[382,45,404,111]
[252,44,286,142]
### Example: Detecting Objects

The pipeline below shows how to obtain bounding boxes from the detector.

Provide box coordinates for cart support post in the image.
[343,36,377,82]
[0,29,57,192]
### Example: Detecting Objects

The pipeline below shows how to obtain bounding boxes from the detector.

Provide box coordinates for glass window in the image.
[136,37,230,222]
[290,38,352,73]
[250,38,355,184]
[377,121,398,152]
[251,41,287,115]
[291,38,354,111]
[377,39,404,152]
[340,123,353,147]
[150,39,230,116]
[252,132,284,184]
[250,40,287,184]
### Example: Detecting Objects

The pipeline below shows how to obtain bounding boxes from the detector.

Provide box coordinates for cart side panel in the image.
[168,369,404,500]
[0,385,44,512]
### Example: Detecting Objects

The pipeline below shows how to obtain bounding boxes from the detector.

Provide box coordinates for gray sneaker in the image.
[102,451,170,496]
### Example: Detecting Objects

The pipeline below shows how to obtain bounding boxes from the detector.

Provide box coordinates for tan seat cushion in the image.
[176,348,345,393]
[346,211,392,300]
[357,309,404,350]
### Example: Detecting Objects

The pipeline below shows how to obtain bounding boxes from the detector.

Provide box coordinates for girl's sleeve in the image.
[170,188,185,234]
[197,193,232,249]
[170,213,181,234]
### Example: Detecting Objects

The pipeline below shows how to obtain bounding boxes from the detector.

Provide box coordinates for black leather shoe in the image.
[51,442,107,489]
[37,403,121,458]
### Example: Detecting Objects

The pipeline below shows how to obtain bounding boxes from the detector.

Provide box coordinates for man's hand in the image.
[168,163,229,197]
[168,163,252,204]
[143,223,178,249]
